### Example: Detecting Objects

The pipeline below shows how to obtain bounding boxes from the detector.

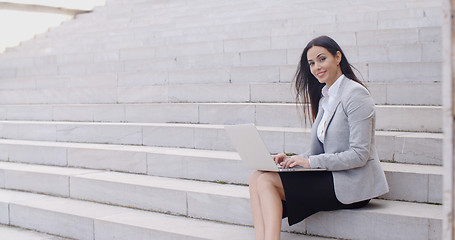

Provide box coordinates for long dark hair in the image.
[294,35,366,125]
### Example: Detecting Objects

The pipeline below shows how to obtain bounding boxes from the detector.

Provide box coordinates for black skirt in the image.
[279,171,370,226]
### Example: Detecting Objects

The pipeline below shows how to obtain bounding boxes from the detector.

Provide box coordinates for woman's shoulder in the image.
[341,78,375,109]
[342,78,370,97]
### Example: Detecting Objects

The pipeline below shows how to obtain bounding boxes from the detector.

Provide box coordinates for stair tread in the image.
[0,138,443,169]
[0,187,442,223]
[0,160,442,197]
[0,120,443,137]
[0,102,443,107]
[0,161,249,197]
[0,224,71,240]
[0,189,326,240]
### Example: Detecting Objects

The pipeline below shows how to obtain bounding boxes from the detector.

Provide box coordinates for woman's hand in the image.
[279,155,311,169]
[272,153,288,165]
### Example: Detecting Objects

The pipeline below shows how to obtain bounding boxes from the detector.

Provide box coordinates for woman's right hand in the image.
[272,153,289,165]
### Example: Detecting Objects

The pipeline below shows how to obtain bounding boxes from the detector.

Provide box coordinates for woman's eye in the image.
[309,62,314,66]
[320,57,326,61]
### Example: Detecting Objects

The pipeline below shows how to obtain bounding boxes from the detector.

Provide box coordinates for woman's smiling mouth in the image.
[317,71,326,78]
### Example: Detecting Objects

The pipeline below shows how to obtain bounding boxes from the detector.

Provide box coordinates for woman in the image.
[248,36,389,240]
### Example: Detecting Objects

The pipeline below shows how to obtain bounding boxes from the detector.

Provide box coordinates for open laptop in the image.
[224,124,326,172]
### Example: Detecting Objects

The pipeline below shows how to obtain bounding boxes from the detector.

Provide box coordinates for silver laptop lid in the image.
[224,124,278,171]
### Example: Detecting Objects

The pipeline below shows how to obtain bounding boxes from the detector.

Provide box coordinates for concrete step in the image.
[0,166,442,239]
[0,189,320,240]
[1,5,441,62]
[0,40,442,66]
[12,4,440,40]
[366,82,441,106]
[0,42,441,90]
[381,162,442,204]
[0,121,442,165]
[8,26,440,62]
[38,1,441,42]
[0,224,71,240]
[0,146,442,204]
[0,50,441,82]
[0,161,102,197]
[0,76,441,105]
[0,162,252,225]
[305,199,441,240]
[11,11,440,42]
[0,102,443,132]
[29,0,427,27]
[0,0,440,64]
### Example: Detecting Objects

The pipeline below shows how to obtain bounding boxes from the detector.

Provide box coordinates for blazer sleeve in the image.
[308,86,375,171]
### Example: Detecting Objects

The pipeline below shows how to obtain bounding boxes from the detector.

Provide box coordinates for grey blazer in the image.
[302,76,389,204]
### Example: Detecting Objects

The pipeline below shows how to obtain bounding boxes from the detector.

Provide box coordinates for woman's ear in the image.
[336,51,342,65]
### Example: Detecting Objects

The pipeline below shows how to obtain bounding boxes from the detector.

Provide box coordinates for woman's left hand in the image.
[280,156,311,169]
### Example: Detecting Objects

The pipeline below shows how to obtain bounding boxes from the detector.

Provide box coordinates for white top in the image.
[317,74,345,143]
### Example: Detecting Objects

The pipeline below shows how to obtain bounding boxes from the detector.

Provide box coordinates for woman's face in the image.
[307,46,342,88]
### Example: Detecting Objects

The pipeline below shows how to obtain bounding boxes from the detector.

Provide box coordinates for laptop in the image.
[224,124,326,172]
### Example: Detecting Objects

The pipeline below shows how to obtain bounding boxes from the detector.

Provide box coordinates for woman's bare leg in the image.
[257,172,286,240]
[249,171,267,239]
[249,171,286,240]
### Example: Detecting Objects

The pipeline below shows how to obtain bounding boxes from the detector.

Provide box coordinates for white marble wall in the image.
[442,0,453,239]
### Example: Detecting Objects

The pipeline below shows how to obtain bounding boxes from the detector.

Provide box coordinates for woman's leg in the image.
[256,172,286,240]
[249,171,286,240]
[249,171,267,239]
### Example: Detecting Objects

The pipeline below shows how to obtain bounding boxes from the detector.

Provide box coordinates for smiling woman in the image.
[0,0,105,53]
[248,36,389,240]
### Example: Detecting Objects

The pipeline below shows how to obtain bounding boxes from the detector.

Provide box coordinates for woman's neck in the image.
[326,71,343,88]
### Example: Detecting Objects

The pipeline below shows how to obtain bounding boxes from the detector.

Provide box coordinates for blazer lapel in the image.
[310,101,325,153]
[322,76,348,139]
[313,102,324,127]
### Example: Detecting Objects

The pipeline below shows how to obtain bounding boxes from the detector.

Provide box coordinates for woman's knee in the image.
[249,171,264,190]
[256,172,279,190]
[256,172,286,199]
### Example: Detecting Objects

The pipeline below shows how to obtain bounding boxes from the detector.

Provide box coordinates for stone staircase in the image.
[0,0,443,239]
